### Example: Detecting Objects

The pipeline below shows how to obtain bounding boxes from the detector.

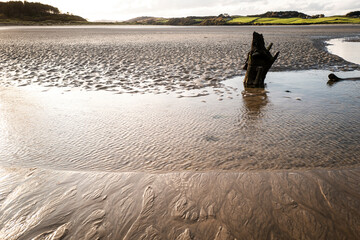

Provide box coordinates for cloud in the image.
[14,0,360,21]
[110,0,273,20]
[333,0,360,13]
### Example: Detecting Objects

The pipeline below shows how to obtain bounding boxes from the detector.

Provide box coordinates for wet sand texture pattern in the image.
[0,167,359,240]
[1,26,360,239]
[1,69,360,172]
[0,26,359,93]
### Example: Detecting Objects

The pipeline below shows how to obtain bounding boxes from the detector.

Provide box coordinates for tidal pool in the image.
[326,36,360,65]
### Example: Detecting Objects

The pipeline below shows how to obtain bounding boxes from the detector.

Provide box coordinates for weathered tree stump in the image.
[243,32,279,88]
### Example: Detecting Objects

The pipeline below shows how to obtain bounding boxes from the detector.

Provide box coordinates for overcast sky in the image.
[15,0,360,21]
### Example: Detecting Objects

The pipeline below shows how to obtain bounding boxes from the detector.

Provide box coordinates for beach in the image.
[1,167,359,239]
[0,25,360,239]
[1,25,359,92]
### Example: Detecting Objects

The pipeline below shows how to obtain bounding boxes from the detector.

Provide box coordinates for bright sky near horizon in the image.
[8,0,360,21]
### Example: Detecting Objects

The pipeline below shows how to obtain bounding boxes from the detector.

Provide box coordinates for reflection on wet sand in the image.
[1,67,360,239]
[242,87,268,116]
[0,167,359,239]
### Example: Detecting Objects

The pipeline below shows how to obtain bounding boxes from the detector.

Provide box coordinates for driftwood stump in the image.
[243,32,279,88]
[327,73,360,86]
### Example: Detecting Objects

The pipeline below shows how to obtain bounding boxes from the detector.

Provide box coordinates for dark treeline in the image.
[346,11,360,17]
[0,1,86,22]
[0,1,59,18]
[167,17,198,25]
[250,11,309,18]
[166,15,229,26]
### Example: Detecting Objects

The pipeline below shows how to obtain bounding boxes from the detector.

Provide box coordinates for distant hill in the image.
[250,11,309,18]
[0,1,86,23]
[124,10,360,26]
[125,16,167,24]
[126,16,156,23]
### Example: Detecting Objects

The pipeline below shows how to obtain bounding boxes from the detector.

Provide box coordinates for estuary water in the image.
[0,70,360,172]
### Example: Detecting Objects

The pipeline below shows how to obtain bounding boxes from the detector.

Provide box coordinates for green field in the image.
[1,15,359,26]
[153,18,169,24]
[228,16,360,25]
[181,16,360,25]
[227,17,259,24]
[289,17,360,24]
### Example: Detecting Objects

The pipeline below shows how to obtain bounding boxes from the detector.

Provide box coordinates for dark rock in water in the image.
[243,32,279,88]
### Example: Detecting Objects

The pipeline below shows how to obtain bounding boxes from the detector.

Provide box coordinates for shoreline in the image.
[0,20,359,26]
[1,23,360,28]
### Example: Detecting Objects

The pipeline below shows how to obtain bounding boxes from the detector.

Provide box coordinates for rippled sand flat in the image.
[1,26,360,239]
[1,167,359,239]
[0,25,359,93]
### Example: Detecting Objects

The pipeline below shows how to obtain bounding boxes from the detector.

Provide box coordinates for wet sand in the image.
[1,167,359,240]
[0,25,360,239]
[1,70,360,172]
[0,25,359,93]
[1,72,359,240]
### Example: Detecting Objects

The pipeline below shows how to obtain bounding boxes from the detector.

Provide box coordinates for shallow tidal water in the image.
[327,36,360,65]
[1,26,360,239]
[1,70,360,172]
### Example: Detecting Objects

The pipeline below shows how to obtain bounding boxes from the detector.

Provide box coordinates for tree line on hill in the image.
[346,11,360,17]
[249,11,325,19]
[0,1,86,22]
[127,10,360,26]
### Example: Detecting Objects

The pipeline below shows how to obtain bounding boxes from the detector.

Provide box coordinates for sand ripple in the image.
[0,70,359,172]
[0,167,359,239]
[1,26,360,239]
[0,26,359,92]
